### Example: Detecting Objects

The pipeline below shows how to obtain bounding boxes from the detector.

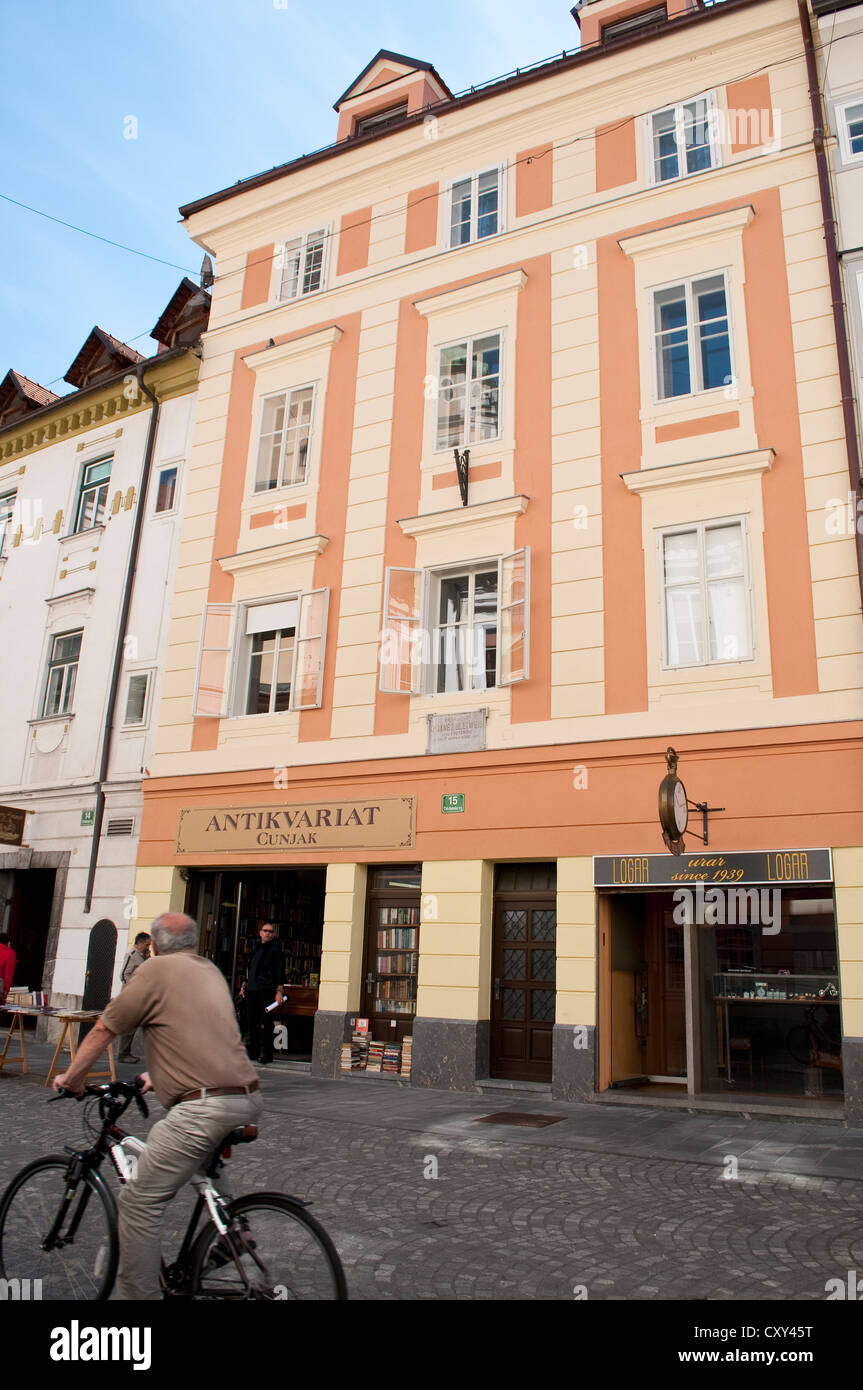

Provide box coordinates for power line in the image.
[0,191,196,274]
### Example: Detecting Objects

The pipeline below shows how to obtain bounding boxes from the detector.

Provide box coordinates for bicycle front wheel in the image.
[0,1156,118,1300]
[189,1192,347,1300]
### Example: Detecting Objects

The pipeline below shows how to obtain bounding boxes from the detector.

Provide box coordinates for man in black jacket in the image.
[240,922,284,1064]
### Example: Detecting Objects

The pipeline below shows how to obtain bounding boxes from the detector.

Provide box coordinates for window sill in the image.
[58,525,105,547]
[28,713,75,728]
[644,386,751,419]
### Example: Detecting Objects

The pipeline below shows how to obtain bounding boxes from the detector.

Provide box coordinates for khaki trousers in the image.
[116,1089,264,1300]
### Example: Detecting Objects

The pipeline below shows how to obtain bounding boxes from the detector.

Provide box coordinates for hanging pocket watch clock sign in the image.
[659,746,688,854]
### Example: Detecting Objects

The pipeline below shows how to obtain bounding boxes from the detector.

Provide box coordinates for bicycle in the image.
[0,1077,347,1300]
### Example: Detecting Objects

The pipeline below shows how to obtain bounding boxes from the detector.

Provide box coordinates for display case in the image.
[712,973,839,1002]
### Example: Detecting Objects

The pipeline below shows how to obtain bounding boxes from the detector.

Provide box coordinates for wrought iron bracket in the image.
[686,800,725,847]
[453,448,470,507]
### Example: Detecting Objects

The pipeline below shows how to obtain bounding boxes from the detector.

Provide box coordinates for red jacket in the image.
[0,943,17,994]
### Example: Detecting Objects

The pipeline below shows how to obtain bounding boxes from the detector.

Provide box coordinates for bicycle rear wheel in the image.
[189,1192,347,1300]
[0,1156,118,1300]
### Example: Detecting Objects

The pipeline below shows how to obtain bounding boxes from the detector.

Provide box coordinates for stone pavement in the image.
[2,1045,863,1301]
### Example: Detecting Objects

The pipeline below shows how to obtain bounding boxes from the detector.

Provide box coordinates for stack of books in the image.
[382,1042,401,1074]
[367,1041,385,1073]
[400,1035,413,1079]
[341,1032,369,1072]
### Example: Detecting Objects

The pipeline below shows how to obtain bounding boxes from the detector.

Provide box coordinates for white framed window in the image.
[603,4,666,42]
[447,167,504,248]
[42,630,82,716]
[659,519,753,669]
[652,273,733,401]
[154,465,179,514]
[838,99,863,163]
[0,492,15,556]
[355,102,408,136]
[379,550,529,695]
[254,385,315,492]
[193,590,329,718]
[74,457,112,532]
[275,228,329,302]
[435,332,502,450]
[123,672,151,726]
[646,94,720,184]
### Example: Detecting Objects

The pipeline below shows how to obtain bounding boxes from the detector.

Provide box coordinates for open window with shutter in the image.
[498,547,530,685]
[379,568,425,694]
[290,587,329,710]
[193,589,330,718]
[193,604,236,718]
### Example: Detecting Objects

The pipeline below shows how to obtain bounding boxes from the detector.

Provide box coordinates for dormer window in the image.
[602,3,666,42]
[354,102,408,136]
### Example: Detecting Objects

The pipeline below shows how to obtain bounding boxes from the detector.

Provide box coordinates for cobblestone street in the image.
[3,1052,863,1303]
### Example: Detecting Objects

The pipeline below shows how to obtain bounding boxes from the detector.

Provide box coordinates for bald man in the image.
[54,911,262,1301]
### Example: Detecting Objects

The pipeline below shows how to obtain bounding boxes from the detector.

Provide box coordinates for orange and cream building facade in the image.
[134,0,863,1115]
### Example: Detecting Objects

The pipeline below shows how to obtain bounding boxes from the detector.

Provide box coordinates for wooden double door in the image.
[490,893,556,1082]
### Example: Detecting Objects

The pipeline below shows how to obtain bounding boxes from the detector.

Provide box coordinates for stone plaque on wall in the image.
[176,796,416,854]
[0,805,26,846]
[426,708,488,755]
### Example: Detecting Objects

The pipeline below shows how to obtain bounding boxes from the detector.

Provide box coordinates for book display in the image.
[341,1029,413,1078]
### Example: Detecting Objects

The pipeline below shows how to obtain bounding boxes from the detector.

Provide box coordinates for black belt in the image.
[173,1080,259,1106]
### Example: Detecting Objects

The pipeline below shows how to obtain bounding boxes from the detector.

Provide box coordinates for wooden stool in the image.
[729,1037,754,1084]
[0,1009,29,1075]
[45,1013,116,1089]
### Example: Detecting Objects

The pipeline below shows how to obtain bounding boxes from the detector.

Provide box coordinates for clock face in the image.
[673,780,688,834]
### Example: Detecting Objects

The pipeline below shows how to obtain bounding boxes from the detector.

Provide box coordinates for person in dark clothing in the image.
[239,923,284,1064]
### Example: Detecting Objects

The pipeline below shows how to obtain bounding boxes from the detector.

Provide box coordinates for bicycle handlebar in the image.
[49,1076,150,1120]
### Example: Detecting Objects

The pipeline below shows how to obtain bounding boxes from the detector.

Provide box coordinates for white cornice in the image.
[243,326,343,373]
[621,448,774,494]
[619,205,755,260]
[45,587,96,608]
[398,494,529,537]
[413,269,528,320]
[217,534,329,575]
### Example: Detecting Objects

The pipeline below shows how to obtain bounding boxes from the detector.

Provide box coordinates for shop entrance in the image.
[362,865,421,1049]
[607,893,686,1088]
[0,868,55,1001]
[186,867,326,1060]
[600,879,843,1106]
[490,863,557,1083]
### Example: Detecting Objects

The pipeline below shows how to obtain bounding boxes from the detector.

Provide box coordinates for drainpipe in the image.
[799,0,863,611]
[83,362,163,912]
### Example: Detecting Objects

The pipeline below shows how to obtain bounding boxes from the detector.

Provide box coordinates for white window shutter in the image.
[277,237,301,301]
[290,588,329,709]
[380,567,424,694]
[498,548,530,685]
[193,603,236,717]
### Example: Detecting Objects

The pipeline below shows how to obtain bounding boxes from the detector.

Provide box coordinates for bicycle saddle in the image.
[223,1125,258,1146]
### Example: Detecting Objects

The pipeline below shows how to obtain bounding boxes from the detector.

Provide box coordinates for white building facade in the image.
[0,281,208,1010]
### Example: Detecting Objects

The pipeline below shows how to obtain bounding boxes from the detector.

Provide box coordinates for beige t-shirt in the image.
[101,952,256,1109]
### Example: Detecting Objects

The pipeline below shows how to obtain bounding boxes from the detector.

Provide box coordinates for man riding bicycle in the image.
[53,911,262,1301]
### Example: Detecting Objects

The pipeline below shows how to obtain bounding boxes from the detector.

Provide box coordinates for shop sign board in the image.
[0,806,26,846]
[426,709,487,754]
[176,796,416,854]
[594,849,833,888]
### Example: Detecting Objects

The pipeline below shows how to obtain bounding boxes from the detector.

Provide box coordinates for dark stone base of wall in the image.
[840,1036,861,1126]
[551,1023,596,1102]
[411,1017,489,1091]
[311,1010,354,1079]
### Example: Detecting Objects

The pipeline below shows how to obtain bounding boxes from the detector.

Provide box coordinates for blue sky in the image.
[0,0,580,392]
